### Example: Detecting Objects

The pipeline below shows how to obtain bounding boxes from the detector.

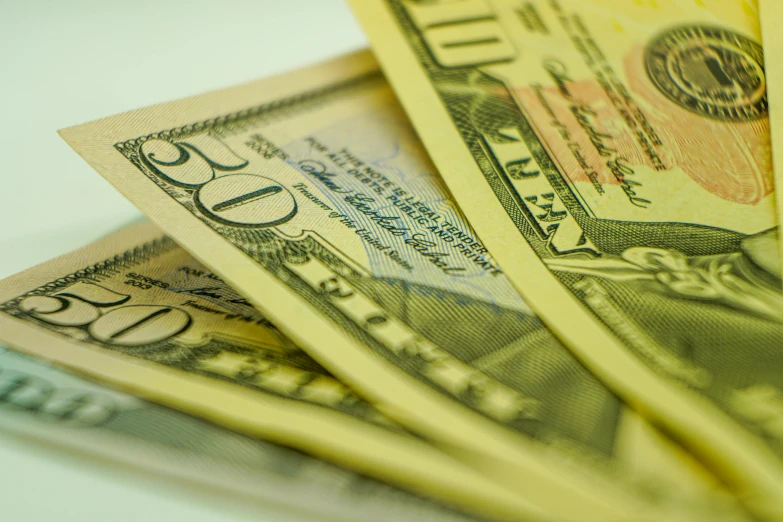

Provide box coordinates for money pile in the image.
[1,1,782,520]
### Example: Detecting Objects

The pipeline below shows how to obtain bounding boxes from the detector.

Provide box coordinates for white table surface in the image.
[0,1,367,520]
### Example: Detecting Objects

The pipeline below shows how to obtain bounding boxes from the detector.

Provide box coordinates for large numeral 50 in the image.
[20,282,191,347]
[140,135,298,227]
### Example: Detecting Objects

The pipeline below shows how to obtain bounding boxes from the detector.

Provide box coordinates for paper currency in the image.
[57,53,745,521]
[759,0,783,275]
[0,221,541,522]
[347,0,782,519]
[0,346,476,522]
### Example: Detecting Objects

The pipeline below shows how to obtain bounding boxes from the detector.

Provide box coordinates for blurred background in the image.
[0,2,365,520]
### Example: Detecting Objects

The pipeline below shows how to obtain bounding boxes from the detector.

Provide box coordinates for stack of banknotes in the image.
[3,1,783,520]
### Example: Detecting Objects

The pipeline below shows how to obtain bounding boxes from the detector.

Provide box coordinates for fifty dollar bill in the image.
[347,0,782,519]
[0,221,539,521]
[56,53,745,521]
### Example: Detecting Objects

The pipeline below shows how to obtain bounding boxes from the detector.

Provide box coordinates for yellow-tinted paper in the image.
[0,347,482,522]
[759,0,783,276]
[60,53,745,521]
[348,1,782,519]
[0,221,541,522]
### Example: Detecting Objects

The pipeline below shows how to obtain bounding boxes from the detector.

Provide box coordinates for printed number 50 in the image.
[20,282,191,346]
[140,135,298,227]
